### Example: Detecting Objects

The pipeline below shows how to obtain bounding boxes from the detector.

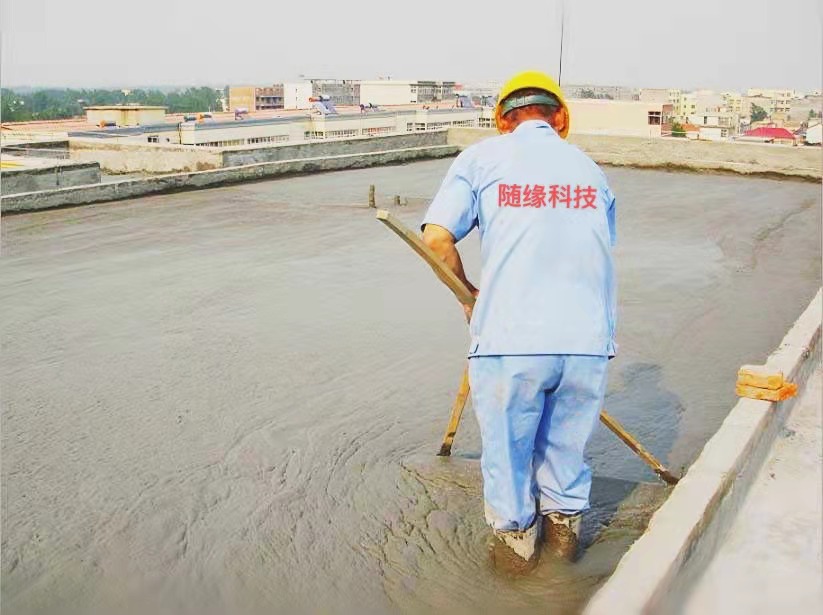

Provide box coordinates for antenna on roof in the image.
[558,0,566,85]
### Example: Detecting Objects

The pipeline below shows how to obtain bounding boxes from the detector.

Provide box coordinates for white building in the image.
[568,99,669,138]
[359,81,417,106]
[687,111,740,140]
[282,83,313,110]
[639,89,671,104]
[358,80,457,106]
[71,108,485,147]
[805,123,822,145]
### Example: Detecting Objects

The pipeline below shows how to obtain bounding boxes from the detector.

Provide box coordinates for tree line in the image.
[1,87,224,122]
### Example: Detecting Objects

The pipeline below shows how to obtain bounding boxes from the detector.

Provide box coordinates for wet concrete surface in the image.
[1,159,820,615]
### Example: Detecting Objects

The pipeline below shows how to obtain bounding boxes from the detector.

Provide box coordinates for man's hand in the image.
[463,288,480,324]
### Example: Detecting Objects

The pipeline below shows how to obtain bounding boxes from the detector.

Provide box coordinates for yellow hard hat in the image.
[495,70,570,138]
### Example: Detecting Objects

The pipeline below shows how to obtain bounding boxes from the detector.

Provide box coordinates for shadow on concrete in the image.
[588,362,685,485]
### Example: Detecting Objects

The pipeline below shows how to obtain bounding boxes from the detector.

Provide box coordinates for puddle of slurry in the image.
[1,161,820,615]
[384,455,668,615]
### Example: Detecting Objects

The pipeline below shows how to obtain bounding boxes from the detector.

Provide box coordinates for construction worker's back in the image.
[423,119,617,359]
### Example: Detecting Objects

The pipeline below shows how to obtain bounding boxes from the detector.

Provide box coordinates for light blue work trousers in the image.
[469,354,609,531]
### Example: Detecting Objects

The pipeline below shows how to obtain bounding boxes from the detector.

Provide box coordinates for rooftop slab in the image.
[682,365,822,615]
[2,163,820,614]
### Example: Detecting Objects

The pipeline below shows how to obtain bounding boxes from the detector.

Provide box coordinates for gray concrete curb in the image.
[584,288,822,615]
[1,160,102,196]
[0,144,458,214]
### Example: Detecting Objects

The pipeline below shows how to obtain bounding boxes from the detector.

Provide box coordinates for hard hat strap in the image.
[500,93,559,116]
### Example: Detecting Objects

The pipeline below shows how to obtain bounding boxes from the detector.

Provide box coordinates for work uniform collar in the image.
[513,119,558,136]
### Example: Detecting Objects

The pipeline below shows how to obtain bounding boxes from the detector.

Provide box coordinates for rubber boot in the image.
[542,511,582,562]
[488,522,540,574]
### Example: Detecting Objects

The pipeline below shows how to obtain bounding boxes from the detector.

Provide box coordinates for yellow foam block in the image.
[735,382,798,402]
[737,364,784,390]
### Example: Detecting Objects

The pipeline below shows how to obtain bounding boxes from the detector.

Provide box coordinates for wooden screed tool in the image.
[376,210,679,485]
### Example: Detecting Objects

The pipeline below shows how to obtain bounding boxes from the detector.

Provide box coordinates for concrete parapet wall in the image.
[447,128,822,181]
[1,145,457,214]
[1,140,70,159]
[67,132,449,175]
[221,131,448,167]
[1,161,101,196]
[69,138,224,174]
[584,289,822,615]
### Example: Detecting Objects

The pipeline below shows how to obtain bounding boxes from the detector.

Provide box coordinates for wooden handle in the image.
[437,365,471,456]
[599,410,679,485]
[376,210,476,306]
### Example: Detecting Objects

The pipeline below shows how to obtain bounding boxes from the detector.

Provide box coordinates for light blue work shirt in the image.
[422,120,617,357]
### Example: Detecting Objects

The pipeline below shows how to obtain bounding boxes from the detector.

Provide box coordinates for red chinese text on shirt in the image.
[498,183,597,209]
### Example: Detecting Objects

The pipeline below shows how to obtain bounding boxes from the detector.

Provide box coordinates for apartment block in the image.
[311,80,360,106]
[359,80,457,106]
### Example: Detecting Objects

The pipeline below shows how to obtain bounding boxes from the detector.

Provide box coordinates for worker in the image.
[421,70,617,568]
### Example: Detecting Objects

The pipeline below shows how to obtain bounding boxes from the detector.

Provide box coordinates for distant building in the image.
[659,90,727,120]
[695,90,724,111]
[804,95,823,111]
[282,83,313,110]
[359,80,417,105]
[743,89,799,120]
[787,97,823,124]
[84,105,166,127]
[679,92,698,117]
[71,107,486,148]
[668,89,683,112]
[804,122,822,145]
[567,99,669,137]
[638,89,683,115]
[746,88,798,100]
[639,88,671,104]
[770,95,793,119]
[174,107,480,145]
[228,85,289,112]
[687,111,740,140]
[228,86,256,113]
[358,80,456,106]
[741,126,796,145]
[721,91,744,114]
[255,85,285,110]
[416,80,457,102]
[310,80,360,106]
[458,81,501,101]
[228,81,356,111]
[565,84,637,101]
[744,95,773,118]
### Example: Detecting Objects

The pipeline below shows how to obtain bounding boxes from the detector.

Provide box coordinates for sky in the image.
[1,0,821,92]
